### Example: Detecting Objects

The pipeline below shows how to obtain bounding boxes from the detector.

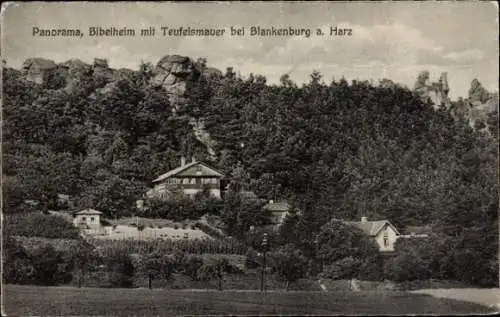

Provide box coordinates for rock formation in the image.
[465,80,498,131]
[22,58,57,85]
[150,55,201,108]
[59,59,92,91]
[92,58,115,82]
[414,71,451,109]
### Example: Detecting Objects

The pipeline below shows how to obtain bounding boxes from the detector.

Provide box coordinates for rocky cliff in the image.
[413,71,498,132]
[413,71,451,110]
[461,79,498,131]
[22,58,57,85]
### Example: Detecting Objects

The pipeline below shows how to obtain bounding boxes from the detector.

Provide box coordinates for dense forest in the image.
[2,56,498,286]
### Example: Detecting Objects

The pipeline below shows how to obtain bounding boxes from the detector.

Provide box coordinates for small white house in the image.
[344,217,400,252]
[73,209,103,230]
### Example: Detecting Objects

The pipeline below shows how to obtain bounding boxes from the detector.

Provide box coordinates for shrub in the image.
[102,249,135,288]
[4,213,80,239]
[173,224,179,230]
[315,219,381,280]
[137,224,145,231]
[100,218,112,226]
[384,236,444,283]
[270,244,309,291]
[195,222,225,239]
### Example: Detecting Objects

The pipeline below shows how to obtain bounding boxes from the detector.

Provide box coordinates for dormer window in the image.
[383,231,389,247]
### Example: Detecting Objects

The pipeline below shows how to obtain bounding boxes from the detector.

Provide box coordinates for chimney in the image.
[361,216,368,222]
[180,156,186,166]
[191,156,196,163]
[269,200,274,204]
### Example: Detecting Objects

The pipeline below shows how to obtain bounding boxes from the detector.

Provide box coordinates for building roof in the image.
[75,209,103,215]
[344,220,400,236]
[263,202,291,212]
[152,161,225,183]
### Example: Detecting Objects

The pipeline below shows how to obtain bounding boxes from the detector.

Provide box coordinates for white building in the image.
[344,217,400,252]
[147,157,225,200]
[73,209,103,230]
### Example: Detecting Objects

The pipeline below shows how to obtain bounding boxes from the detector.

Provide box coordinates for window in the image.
[383,231,389,247]
[196,166,202,172]
[91,217,95,222]
[81,216,86,221]
[190,178,196,184]
[183,178,190,184]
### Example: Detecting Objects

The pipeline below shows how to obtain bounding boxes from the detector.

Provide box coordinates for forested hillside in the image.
[2,56,498,286]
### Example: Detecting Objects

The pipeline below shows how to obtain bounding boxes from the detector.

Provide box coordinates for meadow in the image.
[3,284,495,316]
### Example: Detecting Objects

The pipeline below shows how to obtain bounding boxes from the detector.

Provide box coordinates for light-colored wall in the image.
[374,223,398,252]
[73,214,100,228]
[149,187,221,199]
[183,188,221,199]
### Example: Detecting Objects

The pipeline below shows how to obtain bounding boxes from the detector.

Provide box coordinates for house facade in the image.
[262,200,293,225]
[73,209,102,230]
[344,217,400,252]
[147,157,225,200]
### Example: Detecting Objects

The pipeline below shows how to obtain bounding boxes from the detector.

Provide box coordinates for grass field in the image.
[3,284,495,316]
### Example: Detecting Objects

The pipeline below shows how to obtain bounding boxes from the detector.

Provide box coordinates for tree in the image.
[270,244,308,291]
[103,249,135,287]
[2,236,34,284]
[180,254,204,281]
[197,257,241,291]
[315,219,380,279]
[138,252,175,289]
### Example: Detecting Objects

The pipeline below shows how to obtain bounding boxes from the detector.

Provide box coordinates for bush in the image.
[270,244,309,291]
[137,224,145,231]
[4,213,80,239]
[384,236,444,283]
[173,224,179,230]
[194,222,225,239]
[103,249,135,288]
[315,219,381,280]
[100,218,112,226]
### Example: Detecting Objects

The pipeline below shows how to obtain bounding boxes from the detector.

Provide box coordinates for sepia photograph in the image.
[1,1,499,316]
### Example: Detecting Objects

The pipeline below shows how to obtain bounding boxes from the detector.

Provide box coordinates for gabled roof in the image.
[75,209,103,215]
[263,202,291,212]
[344,220,400,236]
[153,161,225,183]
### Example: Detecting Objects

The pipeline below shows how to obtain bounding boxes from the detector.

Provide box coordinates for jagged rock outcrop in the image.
[92,58,115,82]
[414,71,451,109]
[22,58,57,84]
[465,80,498,130]
[449,79,499,131]
[150,55,201,108]
[59,59,92,91]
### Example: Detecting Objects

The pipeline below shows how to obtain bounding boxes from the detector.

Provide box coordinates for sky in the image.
[2,1,498,99]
